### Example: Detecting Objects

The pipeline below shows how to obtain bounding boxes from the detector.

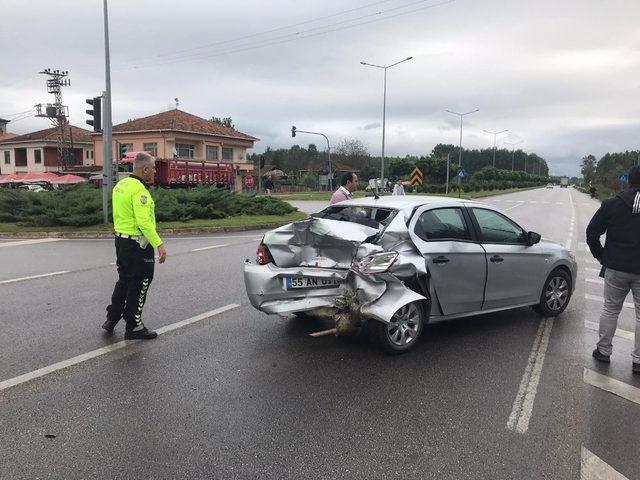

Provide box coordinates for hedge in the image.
[0,184,296,227]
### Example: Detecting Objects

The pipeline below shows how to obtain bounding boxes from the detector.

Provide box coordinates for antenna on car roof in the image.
[373,190,379,200]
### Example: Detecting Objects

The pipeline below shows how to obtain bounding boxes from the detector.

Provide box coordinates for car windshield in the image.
[314,205,398,229]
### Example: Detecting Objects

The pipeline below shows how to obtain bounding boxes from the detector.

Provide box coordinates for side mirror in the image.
[526,231,541,246]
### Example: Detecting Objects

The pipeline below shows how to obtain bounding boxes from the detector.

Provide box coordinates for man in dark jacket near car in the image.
[586,166,640,373]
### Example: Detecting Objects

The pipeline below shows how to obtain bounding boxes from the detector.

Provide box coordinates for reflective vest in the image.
[112,175,162,248]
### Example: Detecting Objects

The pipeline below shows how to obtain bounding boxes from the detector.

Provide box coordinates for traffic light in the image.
[291,125,296,138]
[260,155,266,168]
[85,96,102,132]
[118,143,127,159]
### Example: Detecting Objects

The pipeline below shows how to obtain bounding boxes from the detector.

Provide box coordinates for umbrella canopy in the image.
[0,174,21,184]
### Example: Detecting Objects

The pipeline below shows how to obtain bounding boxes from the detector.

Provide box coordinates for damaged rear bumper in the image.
[243,262,427,324]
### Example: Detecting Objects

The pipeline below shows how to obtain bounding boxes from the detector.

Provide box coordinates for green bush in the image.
[0,184,297,227]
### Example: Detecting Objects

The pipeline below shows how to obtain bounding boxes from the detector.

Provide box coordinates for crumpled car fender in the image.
[357,273,427,323]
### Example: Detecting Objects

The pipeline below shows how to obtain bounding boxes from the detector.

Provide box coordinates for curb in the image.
[0,222,290,239]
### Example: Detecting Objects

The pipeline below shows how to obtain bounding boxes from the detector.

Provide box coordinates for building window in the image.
[34,149,42,164]
[175,143,195,159]
[85,150,89,159]
[206,145,218,161]
[3,151,9,165]
[121,144,133,153]
[90,150,94,159]
[222,147,233,162]
[143,142,158,156]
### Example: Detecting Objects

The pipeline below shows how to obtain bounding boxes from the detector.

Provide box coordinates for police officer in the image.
[103,152,167,339]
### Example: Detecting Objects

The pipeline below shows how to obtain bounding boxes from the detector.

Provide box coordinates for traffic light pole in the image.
[102,0,113,223]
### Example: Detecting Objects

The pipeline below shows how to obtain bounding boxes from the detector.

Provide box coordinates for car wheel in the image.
[374,301,425,354]
[533,268,572,317]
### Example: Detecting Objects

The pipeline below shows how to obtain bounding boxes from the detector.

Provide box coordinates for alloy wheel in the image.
[386,303,421,347]
[545,276,569,312]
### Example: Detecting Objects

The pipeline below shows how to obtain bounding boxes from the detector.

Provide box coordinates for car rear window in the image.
[314,206,397,229]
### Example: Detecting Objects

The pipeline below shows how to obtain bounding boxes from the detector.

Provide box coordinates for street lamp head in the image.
[406,56,413,60]
[360,61,366,65]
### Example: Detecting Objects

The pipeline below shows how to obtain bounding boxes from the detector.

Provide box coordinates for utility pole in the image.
[446,108,479,190]
[482,129,508,167]
[291,126,332,191]
[35,69,73,171]
[102,0,113,223]
[504,140,523,171]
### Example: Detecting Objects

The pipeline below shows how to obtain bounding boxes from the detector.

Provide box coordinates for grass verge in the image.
[271,186,542,201]
[0,212,307,235]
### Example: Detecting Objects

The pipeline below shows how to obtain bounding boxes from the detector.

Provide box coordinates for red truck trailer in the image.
[117,152,235,188]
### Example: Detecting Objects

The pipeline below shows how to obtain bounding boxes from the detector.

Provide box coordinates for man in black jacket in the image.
[586,166,640,374]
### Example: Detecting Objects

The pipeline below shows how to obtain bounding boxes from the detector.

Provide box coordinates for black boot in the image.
[125,325,158,340]
[102,318,119,333]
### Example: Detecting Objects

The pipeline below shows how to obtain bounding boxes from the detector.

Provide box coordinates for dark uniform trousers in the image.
[106,236,155,330]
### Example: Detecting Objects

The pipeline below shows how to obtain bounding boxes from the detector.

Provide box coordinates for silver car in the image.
[244,196,577,353]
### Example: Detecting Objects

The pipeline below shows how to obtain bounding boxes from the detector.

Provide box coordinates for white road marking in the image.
[584,321,634,341]
[507,317,554,434]
[110,262,117,266]
[0,270,70,285]
[529,200,538,204]
[581,447,629,480]
[0,303,240,393]
[0,238,61,248]
[191,243,231,252]
[584,259,600,265]
[555,202,563,205]
[505,200,514,203]
[586,278,604,285]
[584,293,634,309]
[565,238,572,250]
[578,242,590,252]
[585,267,601,274]
[583,368,640,406]
[503,202,525,212]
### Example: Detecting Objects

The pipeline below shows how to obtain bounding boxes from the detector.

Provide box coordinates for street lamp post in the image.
[360,56,413,193]
[482,129,508,168]
[291,126,332,191]
[446,108,479,172]
[504,140,523,171]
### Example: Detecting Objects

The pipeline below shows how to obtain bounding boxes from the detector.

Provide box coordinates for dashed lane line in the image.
[191,243,231,252]
[0,270,70,285]
[581,447,629,480]
[583,368,640,406]
[0,238,62,248]
[0,303,241,393]
[503,202,525,212]
[507,317,554,434]
[586,278,604,285]
[584,320,634,341]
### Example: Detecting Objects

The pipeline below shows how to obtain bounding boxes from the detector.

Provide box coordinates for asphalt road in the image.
[1,187,638,479]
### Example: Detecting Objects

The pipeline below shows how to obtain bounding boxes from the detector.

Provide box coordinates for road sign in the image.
[457,168,466,178]
[619,173,628,182]
[410,167,423,186]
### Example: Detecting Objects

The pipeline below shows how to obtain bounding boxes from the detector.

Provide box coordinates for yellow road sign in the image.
[410,166,423,185]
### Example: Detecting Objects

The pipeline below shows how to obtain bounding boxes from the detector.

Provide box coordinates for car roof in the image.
[332,195,489,213]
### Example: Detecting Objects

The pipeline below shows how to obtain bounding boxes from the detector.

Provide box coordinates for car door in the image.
[468,207,547,310]
[408,206,487,316]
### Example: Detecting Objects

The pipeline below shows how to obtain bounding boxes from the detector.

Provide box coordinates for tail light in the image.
[256,243,274,265]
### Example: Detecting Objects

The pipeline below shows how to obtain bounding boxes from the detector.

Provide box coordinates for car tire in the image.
[533,268,572,317]
[373,301,426,354]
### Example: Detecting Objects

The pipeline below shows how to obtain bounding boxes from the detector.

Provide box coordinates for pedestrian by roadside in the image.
[103,152,167,340]
[330,172,358,204]
[264,176,274,195]
[392,179,406,196]
[586,166,640,374]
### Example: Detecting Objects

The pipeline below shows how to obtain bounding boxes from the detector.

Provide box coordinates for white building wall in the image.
[27,147,45,172]
[1,149,15,174]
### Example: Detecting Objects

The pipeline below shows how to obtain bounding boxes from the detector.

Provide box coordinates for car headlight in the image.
[352,251,399,274]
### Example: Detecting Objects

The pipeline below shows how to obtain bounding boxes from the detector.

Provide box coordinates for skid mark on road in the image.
[0,304,240,393]
[507,317,554,434]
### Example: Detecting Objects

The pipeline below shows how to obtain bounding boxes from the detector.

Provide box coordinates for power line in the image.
[125,0,455,69]
[121,0,398,65]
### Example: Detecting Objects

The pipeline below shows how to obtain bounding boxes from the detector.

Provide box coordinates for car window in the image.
[414,207,470,241]
[316,206,397,229]
[471,208,526,244]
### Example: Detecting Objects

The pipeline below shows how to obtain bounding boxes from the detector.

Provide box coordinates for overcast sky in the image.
[1,0,639,175]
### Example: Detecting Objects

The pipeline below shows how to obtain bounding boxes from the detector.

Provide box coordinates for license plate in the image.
[285,277,341,290]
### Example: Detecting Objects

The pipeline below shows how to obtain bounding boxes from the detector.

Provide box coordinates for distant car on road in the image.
[546,183,554,189]
[244,196,577,353]
[560,177,569,188]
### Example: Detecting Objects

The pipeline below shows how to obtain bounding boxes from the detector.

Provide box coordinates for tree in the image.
[335,138,369,163]
[581,154,597,184]
[210,116,235,129]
